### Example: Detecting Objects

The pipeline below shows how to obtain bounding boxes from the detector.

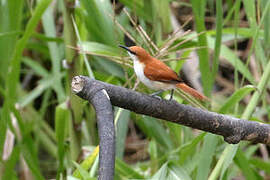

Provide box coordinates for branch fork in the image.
[71,75,270,179]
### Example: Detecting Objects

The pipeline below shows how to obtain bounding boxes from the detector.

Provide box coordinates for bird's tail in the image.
[176,83,209,101]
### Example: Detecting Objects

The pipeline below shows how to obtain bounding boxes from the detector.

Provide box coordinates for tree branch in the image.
[72,75,270,145]
[72,76,115,180]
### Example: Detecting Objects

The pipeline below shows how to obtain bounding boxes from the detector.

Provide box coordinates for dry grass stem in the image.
[108,13,137,44]
[123,8,155,55]
[168,31,206,52]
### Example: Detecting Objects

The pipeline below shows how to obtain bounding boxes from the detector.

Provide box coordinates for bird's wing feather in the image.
[144,59,183,84]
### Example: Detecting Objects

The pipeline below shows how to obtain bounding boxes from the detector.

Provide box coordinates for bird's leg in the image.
[169,89,174,101]
[150,90,164,96]
[150,90,164,99]
[132,78,140,90]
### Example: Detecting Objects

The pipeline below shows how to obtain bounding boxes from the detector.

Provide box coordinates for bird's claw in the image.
[151,94,162,100]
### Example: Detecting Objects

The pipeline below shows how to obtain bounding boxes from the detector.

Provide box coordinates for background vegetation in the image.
[0,0,270,179]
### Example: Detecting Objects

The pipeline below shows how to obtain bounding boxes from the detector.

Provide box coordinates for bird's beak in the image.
[119,45,136,55]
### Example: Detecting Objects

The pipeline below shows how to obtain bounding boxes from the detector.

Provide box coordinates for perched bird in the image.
[119,45,207,101]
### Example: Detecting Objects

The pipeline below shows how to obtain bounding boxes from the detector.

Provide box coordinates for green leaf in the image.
[73,146,99,178]
[212,0,223,82]
[115,108,130,159]
[2,147,20,180]
[1,0,53,161]
[72,161,91,180]
[151,0,172,34]
[166,122,182,147]
[191,0,211,97]
[167,162,192,180]
[151,162,168,180]
[119,0,152,22]
[234,149,260,180]
[207,36,255,84]
[19,73,65,107]
[80,0,116,45]
[178,132,206,164]
[250,158,270,174]
[80,41,121,57]
[42,2,65,102]
[55,100,71,178]
[209,144,238,180]
[196,134,219,180]
[0,0,23,79]
[22,136,45,180]
[5,0,53,101]
[115,158,145,179]
[219,85,256,114]
[136,116,174,150]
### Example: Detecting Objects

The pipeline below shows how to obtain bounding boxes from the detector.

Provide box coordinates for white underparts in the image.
[128,52,175,91]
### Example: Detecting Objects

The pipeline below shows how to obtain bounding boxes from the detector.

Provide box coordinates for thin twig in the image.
[123,8,155,55]
[168,31,206,52]
[108,13,137,44]
[68,45,133,68]
[156,30,191,58]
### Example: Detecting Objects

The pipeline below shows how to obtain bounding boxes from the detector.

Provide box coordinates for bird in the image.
[119,45,208,101]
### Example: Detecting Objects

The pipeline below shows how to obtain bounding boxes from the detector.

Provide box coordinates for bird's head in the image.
[119,45,151,62]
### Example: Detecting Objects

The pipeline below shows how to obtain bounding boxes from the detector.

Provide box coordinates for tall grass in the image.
[0,0,269,179]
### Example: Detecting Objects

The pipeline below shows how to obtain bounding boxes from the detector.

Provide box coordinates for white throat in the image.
[127,52,138,62]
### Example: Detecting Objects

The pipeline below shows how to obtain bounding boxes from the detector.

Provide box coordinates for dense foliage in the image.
[0,0,270,179]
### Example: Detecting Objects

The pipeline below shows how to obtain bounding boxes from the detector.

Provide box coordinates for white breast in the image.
[128,52,175,91]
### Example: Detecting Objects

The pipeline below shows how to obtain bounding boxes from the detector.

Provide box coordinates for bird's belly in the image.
[133,60,175,91]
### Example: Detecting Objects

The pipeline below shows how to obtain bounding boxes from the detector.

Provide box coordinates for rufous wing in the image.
[144,58,182,84]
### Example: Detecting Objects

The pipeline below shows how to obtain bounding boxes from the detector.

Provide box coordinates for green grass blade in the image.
[19,77,55,107]
[22,137,45,180]
[234,150,259,180]
[191,0,211,97]
[41,2,65,102]
[151,162,168,180]
[250,158,270,174]
[73,146,99,178]
[207,36,255,84]
[119,0,152,22]
[115,108,130,159]
[210,58,270,179]
[178,132,206,164]
[2,146,20,179]
[242,59,270,119]
[72,161,91,180]
[115,158,145,179]
[212,0,223,79]
[22,57,49,77]
[262,0,270,48]
[136,116,174,150]
[80,41,121,56]
[5,0,53,101]
[196,134,218,180]
[72,16,95,78]
[0,0,23,80]
[209,144,237,180]
[167,162,191,180]
[0,0,53,160]
[219,85,256,114]
[55,101,71,179]
[80,0,116,45]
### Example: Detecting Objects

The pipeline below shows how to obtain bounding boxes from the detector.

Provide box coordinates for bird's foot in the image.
[150,90,163,100]
[151,95,162,100]
[150,90,163,96]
